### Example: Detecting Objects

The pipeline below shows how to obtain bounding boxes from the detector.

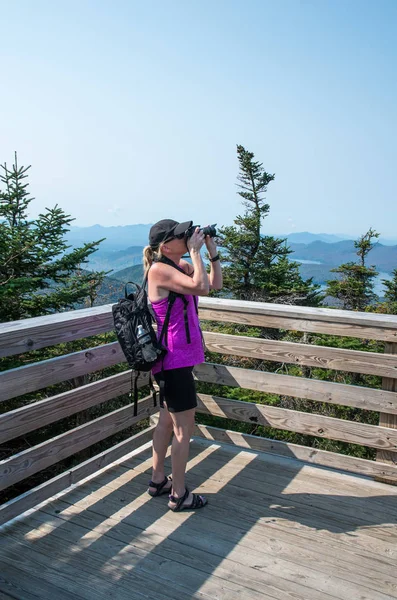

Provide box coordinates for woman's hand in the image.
[187,227,205,253]
[204,228,217,257]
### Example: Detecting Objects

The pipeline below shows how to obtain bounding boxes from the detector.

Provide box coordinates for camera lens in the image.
[201,225,217,237]
[184,224,217,238]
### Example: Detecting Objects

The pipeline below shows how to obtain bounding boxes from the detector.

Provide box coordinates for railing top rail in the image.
[200,298,397,328]
[1,297,397,358]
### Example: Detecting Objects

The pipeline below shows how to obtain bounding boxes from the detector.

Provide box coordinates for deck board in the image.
[1,438,397,600]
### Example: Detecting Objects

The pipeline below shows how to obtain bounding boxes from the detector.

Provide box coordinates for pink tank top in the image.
[151,293,205,373]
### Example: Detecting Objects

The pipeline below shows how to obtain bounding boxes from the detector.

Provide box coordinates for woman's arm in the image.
[205,235,223,291]
[150,229,210,297]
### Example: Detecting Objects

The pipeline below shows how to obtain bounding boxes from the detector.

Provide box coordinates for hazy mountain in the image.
[111,264,144,284]
[284,232,348,244]
[290,240,397,272]
[66,225,397,251]
[66,224,151,251]
[379,237,397,246]
[89,246,144,272]
[283,232,397,245]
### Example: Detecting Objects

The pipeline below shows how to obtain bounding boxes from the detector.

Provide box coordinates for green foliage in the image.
[373,269,397,314]
[384,268,397,303]
[218,145,321,306]
[325,229,379,310]
[0,154,107,321]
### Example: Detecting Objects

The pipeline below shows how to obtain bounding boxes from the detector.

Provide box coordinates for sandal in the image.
[147,476,172,497]
[168,487,208,512]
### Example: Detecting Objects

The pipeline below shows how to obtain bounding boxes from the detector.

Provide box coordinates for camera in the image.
[185,224,217,238]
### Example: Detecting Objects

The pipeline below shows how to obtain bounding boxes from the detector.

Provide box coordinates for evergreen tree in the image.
[373,269,397,314]
[218,145,320,305]
[0,154,106,322]
[325,228,379,310]
[383,269,397,304]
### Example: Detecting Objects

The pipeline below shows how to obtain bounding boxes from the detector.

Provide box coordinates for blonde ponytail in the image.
[143,246,154,274]
[143,243,165,274]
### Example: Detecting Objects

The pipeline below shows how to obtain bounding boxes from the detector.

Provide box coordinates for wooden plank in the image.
[0,370,150,444]
[0,341,124,402]
[195,393,397,452]
[0,425,155,527]
[0,305,114,358]
[376,342,397,485]
[2,298,397,359]
[199,308,397,342]
[0,396,157,492]
[193,362,397,414]
[0,590,27,600]
[200,297,397,330]
[0,561,81,600]
[193,424,397,480]
[0,540,182,600]
[203,331,397,379]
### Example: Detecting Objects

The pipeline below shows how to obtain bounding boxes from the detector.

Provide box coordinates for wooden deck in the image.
[1,438,397,600]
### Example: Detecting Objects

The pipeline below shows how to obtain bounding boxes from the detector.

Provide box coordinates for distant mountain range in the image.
[289,240,397,272]
[67,224,152,251]
[284,232,349,244]
[89,246,144,272]
[93,265,144,305]
[284,231,397,246]
[66,225,397,304]
[67,224,397,253]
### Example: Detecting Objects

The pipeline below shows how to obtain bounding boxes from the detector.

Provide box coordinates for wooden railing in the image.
[1,298,397,526]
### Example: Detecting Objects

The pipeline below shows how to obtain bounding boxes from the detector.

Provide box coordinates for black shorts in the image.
[154,366,198,413]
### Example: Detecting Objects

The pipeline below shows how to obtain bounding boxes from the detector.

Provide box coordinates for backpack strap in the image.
[193,295,198,315]
[156,256,193,345]
[124,281,140,298]
[131,372,157,415]
[158,357,166,407]
[148,373,157,408]
[158,292,178,348]
[180,294,191,343]
[156,255,187,275]
[131,370,140,417]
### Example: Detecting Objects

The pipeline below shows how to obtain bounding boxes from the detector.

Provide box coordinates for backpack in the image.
[112,276,164,415]
[112,257,196,415]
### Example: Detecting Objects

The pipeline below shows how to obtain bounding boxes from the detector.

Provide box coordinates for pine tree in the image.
[325,228,379,310]
[218,145,320,305]
[374,269,397,314]
[0,154,106,322]
[383,269,397,304]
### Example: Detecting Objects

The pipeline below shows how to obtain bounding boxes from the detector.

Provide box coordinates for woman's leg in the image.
[149,405,174,494]
[168,407,199,507]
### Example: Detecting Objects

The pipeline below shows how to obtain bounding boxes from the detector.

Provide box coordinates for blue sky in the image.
[1,0,396,236]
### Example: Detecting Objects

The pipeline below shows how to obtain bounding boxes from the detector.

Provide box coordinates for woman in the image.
[143,219,223,511]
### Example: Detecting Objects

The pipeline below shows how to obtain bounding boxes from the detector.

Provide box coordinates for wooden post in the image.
[376,342,397,484]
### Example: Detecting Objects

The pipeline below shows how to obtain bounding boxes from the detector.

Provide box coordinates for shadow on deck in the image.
[1,437,397,600]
